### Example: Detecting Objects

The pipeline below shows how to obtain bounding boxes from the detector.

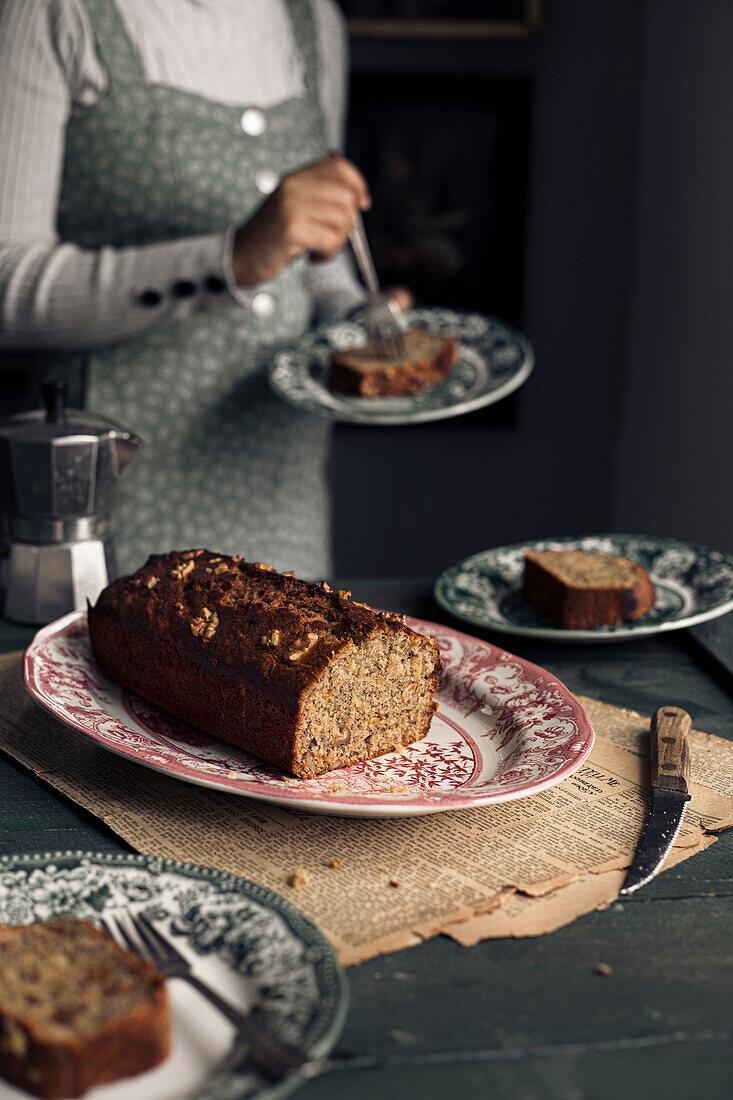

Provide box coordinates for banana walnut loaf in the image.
[88,551,442,777]
[0,919,169,1098]
[523,550,655,629]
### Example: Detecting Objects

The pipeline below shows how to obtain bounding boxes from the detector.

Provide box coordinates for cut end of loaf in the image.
[294,628,439,777]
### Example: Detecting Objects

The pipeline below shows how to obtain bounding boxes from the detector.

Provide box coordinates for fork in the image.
[99,911,323,1083]
[348,211,407,359]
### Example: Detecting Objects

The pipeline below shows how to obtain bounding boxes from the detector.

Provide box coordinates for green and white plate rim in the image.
[268,306,534,425]
[0,850,348,1100]
[434,534,733,642]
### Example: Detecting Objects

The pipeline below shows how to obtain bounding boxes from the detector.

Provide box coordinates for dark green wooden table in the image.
[1,582,732,1100]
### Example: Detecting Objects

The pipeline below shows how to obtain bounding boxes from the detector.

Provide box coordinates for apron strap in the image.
[81,0,147,90]
[284,0,324,117]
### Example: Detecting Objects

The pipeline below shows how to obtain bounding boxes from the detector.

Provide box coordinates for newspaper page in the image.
[1,653,731,965]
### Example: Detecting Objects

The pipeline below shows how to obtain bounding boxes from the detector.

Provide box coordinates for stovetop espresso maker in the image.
[0,381,141,624]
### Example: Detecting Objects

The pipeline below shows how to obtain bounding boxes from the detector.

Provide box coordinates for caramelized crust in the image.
[89,551,442,777]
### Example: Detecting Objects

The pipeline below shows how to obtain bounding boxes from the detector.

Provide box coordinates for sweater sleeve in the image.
[0,0,238,351]
[302,0,367,324]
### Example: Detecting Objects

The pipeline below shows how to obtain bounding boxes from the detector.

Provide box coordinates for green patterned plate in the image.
[0,852,347,1100]
[434,535,733,643]
[268,306,533,424]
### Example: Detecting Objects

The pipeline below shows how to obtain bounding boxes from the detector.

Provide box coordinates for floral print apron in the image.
[54,0,332,577]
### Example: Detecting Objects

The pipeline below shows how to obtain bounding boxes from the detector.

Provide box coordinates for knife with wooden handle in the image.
[620,707,692,894]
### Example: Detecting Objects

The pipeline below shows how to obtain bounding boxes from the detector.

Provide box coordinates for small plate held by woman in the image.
[268,306,534,425]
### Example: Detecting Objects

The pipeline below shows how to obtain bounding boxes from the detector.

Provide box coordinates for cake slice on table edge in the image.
[329,329,457,396]
[522,549,656,629]
[88,550,442,779]
[0,918,169,1099]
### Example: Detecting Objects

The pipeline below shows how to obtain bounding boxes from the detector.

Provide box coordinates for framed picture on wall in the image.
[339,0,542,39]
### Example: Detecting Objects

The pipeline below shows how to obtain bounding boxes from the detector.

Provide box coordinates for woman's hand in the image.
[232,156,370,287]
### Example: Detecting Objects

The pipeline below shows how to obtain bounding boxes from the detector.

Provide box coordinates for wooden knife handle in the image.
[650,706,691,794]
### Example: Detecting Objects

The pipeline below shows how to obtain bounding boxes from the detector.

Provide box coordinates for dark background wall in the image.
[614,0,733,547]
[330,0,733,576]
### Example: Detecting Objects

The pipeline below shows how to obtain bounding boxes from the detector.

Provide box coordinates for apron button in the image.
[254,169,279,195]
[240,108,266,136]
[251,292,275,318]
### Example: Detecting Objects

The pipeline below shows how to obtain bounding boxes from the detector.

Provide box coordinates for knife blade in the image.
[620,706,691,894]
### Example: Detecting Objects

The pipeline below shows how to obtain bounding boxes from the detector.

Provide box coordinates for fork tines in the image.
[100,910,185,971]
[348,212,408,359]
[369,300,408,360]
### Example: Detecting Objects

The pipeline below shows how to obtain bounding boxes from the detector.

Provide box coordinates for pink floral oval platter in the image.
[24,610,594,818]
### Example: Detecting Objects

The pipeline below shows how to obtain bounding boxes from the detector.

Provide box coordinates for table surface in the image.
[1,581,732,1100]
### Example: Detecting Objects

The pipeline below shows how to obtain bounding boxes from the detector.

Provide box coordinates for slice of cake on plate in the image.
[330,329,457,396]
[523,549,655,629]
[0,918,169,1098]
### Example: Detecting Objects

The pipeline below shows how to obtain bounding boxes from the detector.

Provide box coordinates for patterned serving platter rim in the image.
[0,850,348,1100]
[24,612,594,818]
[268,306,534,425]
[434,534,733,643]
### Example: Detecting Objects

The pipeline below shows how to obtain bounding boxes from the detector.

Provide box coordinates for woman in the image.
[0,0,405,576]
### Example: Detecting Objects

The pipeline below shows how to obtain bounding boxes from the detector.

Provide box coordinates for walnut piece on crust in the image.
[287,632,319,661]
[191,608,219,641]
[171,560,195,581]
